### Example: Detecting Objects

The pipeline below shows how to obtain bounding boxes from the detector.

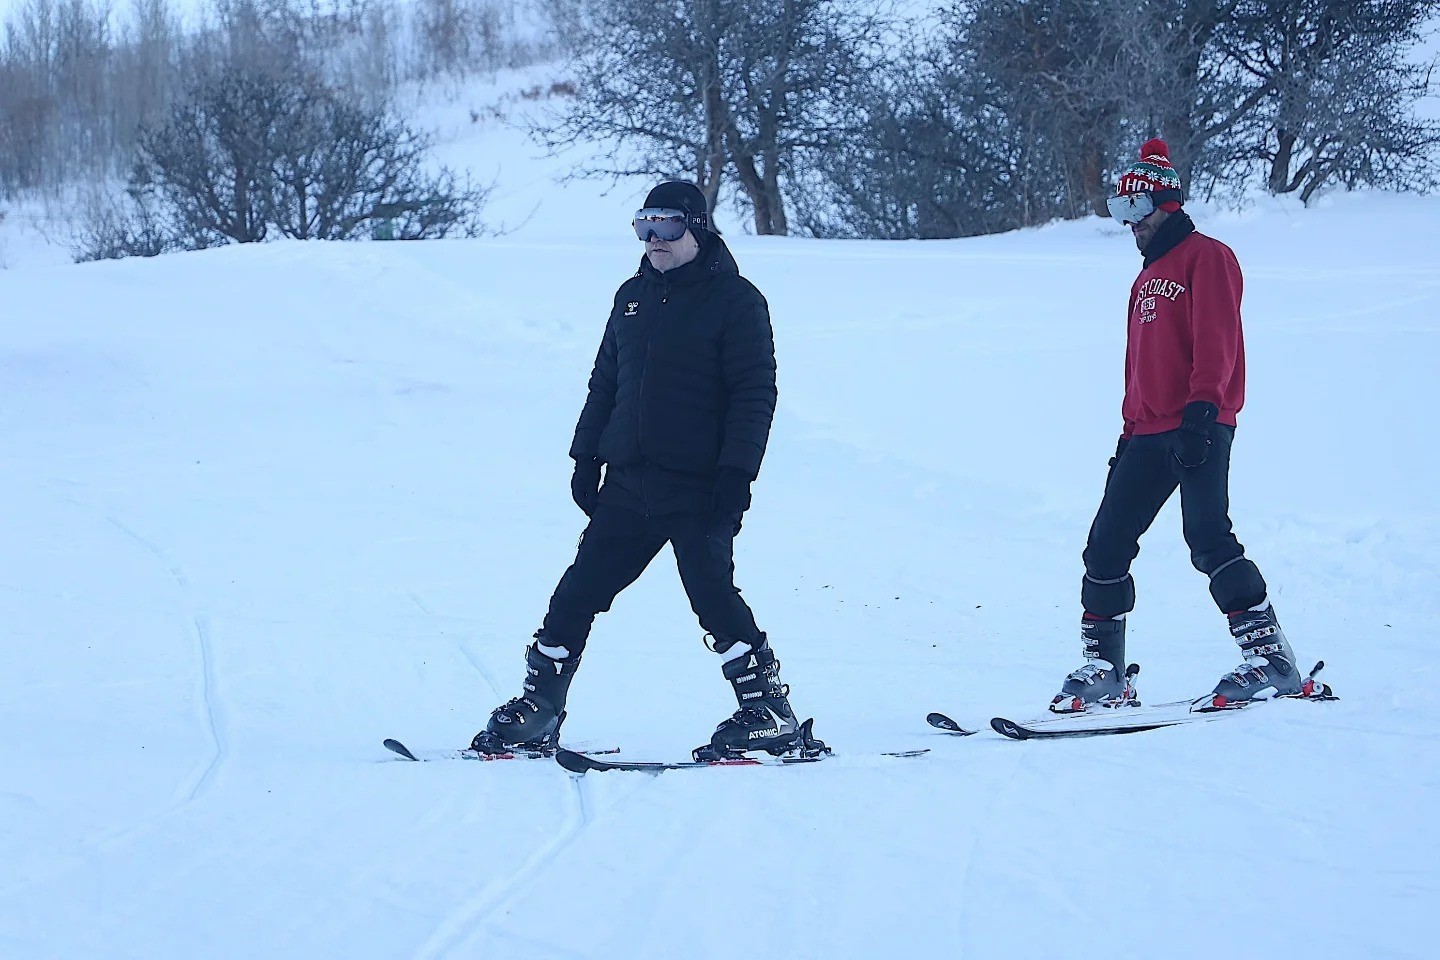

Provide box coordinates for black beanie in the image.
[643,180,712,234]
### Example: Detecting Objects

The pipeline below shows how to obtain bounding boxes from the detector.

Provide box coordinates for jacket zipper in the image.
[638,280,668,518]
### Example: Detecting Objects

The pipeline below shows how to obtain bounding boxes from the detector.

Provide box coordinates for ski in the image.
[926,703,1203,741]
[381,738,620,762]
[929,661,1339,741]
[925,712,981,736]
[553,717,924,773]
[556,751,822,773]
[989,699,1214,740]
[990,661,1337,740]
[556,746,929,774]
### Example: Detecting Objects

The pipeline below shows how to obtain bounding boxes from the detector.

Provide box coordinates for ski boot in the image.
[693,643,828,761]
[470,638,581,756]
[1202,604,1331,710]
[1050,616,1139,714]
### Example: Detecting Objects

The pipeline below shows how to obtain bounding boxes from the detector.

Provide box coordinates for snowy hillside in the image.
[3,180,1438,958]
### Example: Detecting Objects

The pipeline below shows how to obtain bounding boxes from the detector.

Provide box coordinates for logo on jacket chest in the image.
[1133,277,1186,324]
[623,301,640,317]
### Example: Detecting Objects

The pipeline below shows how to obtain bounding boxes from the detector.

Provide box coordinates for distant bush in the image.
[74,196,180,261]
[1,0,556,201]
[74,68,490,261]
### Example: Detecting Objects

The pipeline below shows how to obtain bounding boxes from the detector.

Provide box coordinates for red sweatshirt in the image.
[1122,231,1245,437]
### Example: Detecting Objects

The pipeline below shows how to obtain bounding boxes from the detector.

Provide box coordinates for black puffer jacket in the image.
[569,233,776,512]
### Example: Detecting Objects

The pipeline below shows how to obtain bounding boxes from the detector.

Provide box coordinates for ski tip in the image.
[555,748,599,774]
[926,712,978,736]
[989,717,1031,740]
[382,738,420,761]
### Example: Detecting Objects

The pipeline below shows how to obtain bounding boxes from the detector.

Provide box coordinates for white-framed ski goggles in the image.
[1106,188,1183,225]
[1107,192,1157,225]
[632,207,690,242]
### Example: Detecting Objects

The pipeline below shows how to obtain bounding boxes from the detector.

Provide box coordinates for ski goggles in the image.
[632,207,690,242]
[1106,192,1157,225]
[1106,188,1183,225]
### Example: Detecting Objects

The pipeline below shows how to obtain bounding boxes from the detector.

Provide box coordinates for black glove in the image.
[570,457,601,516]
[1173,401,1219,468]
[1108,435,1130,470]
[712,467,753,520]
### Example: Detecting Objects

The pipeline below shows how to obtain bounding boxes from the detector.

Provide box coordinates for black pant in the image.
[539,502,761,656]
[1081,425,1267,617]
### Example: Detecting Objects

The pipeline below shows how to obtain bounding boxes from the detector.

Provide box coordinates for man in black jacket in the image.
[471,181,817,761]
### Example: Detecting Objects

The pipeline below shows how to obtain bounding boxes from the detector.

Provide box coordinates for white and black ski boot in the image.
[1204,604,1321,709]
[1050,616,1139,714]
[694,644,827,761]
[470,638,581,755]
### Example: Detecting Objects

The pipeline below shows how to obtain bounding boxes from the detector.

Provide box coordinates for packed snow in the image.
[3,69,1438,960]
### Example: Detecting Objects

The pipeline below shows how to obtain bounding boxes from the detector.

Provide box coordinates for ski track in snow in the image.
[400,595,596,958]
[456,636,502,701]
[3,183,1437,957]
[951,746,1028,959]
[104,513,227,803]
[407,590,503,703]
[0,506,229,906]
[411,774,594,960]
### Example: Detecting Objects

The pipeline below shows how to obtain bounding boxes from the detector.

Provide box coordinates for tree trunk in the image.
[726,121,784,235]
[1081,142,1110,218]
[762,155,787,235]
[699,41,725,215]
[1158,0,1224,193]
[1268,130,1297,193]
[733,153,772,233]
[735,158,787,236]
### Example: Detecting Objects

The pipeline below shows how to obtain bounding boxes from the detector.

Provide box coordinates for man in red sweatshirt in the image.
[1053,139,1324,713]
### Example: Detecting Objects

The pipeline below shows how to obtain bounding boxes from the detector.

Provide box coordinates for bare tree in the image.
[911,0,1440,216]
[538,0,881,235]
[72,190,181,260]
[1129,0,1440,200]
[1275,54,1440,201]
[2,0,558,202]
[797,21,1040,239]
[0,0,116,191]
[267,80,490,239]
[130,69,289,244]
[413,0,475,79]
[0,0,56,194]
[961,0,1187,218]
[80,67,489,258]
[111,0,181,171]
[1223,0,1440,199]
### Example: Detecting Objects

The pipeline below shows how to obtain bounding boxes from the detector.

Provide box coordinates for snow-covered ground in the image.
[4,159,1438,955]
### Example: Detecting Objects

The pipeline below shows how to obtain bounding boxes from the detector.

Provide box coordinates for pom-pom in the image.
[1140,137,1169,160]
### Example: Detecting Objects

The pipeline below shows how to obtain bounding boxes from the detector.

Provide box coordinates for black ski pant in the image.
[1081,425,1267,618]
[538,502,762,656]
